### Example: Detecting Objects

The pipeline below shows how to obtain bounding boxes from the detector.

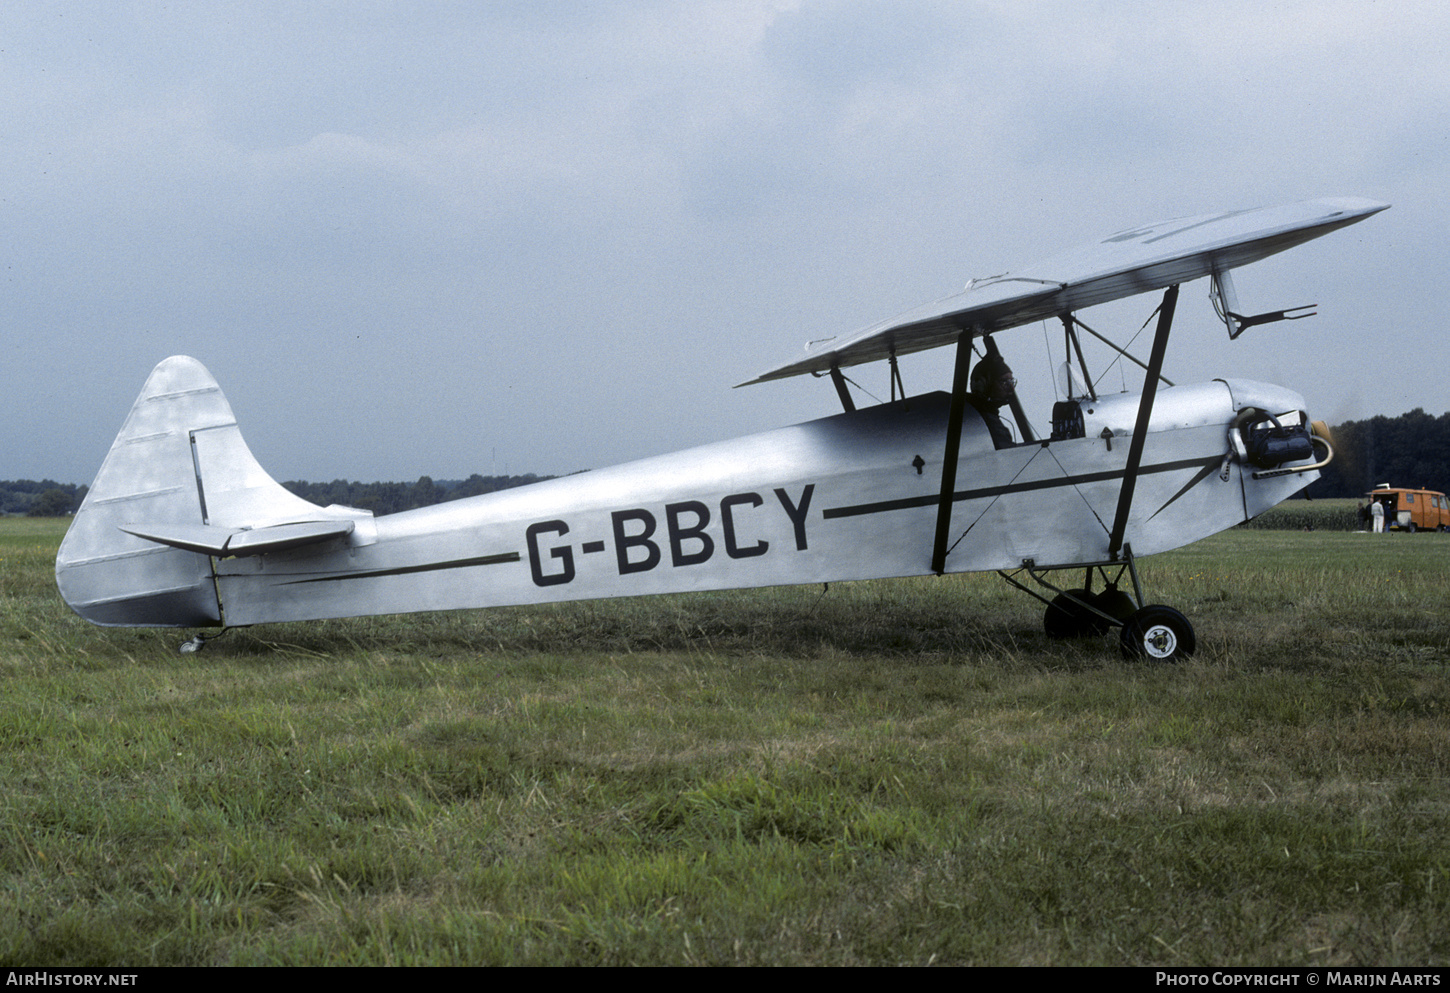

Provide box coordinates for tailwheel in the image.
[177,629,230,655]
[1119,605,1195,662]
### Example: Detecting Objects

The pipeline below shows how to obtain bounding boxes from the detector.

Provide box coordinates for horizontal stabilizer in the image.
[741,197,1389,385]
[121,519,356,557]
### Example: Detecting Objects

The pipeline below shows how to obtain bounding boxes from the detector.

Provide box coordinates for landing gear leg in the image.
[999,543,1196,662]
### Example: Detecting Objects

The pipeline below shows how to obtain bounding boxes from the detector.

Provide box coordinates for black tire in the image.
[1044,589,1105,638]
[1119,605,1195,662]
[1090,587,1138,622]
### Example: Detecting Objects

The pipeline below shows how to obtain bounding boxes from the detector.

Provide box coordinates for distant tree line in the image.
[0,480,86,516]
[1,474,547,518]
[1308,408,1450,498]
[279,473,552,516]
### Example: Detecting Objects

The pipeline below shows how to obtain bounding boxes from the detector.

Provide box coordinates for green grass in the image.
[3,517,1449,965]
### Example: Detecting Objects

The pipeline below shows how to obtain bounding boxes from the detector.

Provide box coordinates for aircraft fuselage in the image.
[205,379,1310,627]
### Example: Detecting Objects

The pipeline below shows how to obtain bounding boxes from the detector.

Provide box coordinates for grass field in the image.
[3,516,1448,965]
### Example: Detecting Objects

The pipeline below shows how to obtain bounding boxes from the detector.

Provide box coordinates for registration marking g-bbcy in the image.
[525,485,815,587]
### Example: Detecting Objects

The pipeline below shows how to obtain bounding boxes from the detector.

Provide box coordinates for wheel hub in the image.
[1141,624,1177,658]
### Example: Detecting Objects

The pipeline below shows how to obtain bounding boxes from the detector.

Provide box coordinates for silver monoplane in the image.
[56,197,1388,660]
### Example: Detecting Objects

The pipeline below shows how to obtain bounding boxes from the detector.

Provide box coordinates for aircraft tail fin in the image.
[55,356,363,627]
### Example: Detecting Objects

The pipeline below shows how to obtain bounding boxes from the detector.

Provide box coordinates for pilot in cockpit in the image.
[966,355,1018,449]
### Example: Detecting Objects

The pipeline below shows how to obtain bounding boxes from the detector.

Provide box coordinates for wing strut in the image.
[930,332,975,574]
[828,363,856,412]
[1107,283,1179,560]
[1060,314,1098,402]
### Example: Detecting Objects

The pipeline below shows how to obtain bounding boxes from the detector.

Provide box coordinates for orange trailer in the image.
[1365,485,1450,532]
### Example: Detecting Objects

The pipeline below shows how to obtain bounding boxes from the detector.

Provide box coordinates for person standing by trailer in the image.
[1371,498,1385,533]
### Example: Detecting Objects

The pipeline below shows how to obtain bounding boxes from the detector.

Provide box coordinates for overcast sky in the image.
[4,0,1444,485]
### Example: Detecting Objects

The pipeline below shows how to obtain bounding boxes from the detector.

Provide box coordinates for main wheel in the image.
[1044,589,1106,638]
[1090,586,1138,622]
[1119,605,1195,662]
